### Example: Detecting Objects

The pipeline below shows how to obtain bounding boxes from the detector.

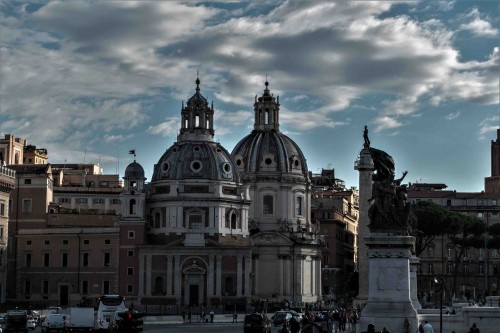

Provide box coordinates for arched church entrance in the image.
[182,258,207,306]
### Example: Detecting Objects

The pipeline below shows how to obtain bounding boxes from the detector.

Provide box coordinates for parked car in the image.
[272,311,292,327]
[26,317,36,330]
[243,313,271,333]
[41,314,66,333]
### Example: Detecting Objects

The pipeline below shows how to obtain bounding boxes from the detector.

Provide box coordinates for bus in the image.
[95,295,126,331]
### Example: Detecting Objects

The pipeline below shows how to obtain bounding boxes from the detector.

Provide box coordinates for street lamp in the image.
[434,275,445,333]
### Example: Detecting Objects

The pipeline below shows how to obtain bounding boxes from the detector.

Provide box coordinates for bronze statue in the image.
[365,130,413,234]
[363,125,370,148]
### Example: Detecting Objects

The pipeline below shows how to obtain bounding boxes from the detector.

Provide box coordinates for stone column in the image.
[410,256,422,310]
[278,255,284,297]
[207,255,215,297]
[244,256,251,297]
[166,255,173,295]
[215,255,222,296]
[139,254,145,297]
[145,254,152,295]
[237,255,243,296]
[253,255,259,295]
[354,147,374,305]
[174,255,181,295]
[311,256,316,297]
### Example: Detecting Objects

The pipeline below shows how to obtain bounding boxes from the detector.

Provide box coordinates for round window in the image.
[216,148,222,153]
[236,159,242,166]
[265,158,273,165]
[173,148,177,152]
[294,160,300,167]
[191,160,202,172]
[223,163,231,173]
[194,146,200,152]
[162,162,170,172]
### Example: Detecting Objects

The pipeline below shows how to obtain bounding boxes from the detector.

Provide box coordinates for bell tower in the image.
[253,81,280,132]
[178,77,215,142]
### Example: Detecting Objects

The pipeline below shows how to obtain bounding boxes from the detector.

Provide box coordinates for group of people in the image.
[283,308,359,333]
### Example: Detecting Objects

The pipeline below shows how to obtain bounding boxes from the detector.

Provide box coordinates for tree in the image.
[413,201,461,257]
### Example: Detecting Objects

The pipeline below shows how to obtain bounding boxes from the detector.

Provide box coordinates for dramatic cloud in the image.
[459,8,498,36]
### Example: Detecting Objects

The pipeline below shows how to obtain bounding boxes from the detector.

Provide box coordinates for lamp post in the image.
[434,275,445,333]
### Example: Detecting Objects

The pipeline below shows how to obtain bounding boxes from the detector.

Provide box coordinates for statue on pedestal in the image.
[364,127,413,234]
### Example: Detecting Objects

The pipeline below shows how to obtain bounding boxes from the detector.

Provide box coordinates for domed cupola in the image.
[231,81,308,181]
[151,77,240,183]
[178,77,214,142]
[125,161,145,179]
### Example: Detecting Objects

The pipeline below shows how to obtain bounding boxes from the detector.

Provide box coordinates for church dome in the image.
[124,161,145,179]
[231,81,308,181]
[152,140,240,182]
[232,131,308,178]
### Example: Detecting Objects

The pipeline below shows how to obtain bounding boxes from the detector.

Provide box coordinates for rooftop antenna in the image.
[83,148,86,163]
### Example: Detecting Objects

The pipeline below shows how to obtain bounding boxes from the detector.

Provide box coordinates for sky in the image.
[0,1,498,193]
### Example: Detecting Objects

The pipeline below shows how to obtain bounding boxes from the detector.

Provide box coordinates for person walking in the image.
[209,309,214,323]
[290,316,301,333]
[469,323,480,333]
[423,321,434,333]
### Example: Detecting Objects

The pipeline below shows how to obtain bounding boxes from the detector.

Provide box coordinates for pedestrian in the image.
[181,309,186,323]
[232,311,238,323]
[209,309,214,323]
[469,323,480,333]
[290,316,301,333]
[417,322,424,333]
[423,321,434,333]
[382,327,391,333]
[188,308,192,323]
[367,323,376,333]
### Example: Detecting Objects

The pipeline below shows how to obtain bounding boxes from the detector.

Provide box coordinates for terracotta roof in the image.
[7,164,51,175]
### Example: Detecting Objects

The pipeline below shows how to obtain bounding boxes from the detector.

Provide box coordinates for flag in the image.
[129,150,136,155]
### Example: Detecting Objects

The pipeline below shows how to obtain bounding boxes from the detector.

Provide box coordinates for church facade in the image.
[130,79,323,307]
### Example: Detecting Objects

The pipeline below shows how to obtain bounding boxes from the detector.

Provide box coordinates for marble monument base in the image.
[359,234,418,333]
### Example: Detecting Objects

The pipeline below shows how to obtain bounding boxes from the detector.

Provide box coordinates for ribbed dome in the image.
[124,161,145,179]
[231,130,308,179]
[152,141,240,182]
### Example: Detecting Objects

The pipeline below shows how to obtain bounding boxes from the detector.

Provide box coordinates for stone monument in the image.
[358,128,418,333]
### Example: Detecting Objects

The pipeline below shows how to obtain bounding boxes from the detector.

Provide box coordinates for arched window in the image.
[265,109,270,124]
[15,152,19,164]
[155,277,163,295]
[129,199,136,215]
[231,213,237,229]
[224,277,234,295]
[184,117,189,128]
[154,212,161,228]
[296,197,303,216]
[195,115,200,127]
[263,195,273,215]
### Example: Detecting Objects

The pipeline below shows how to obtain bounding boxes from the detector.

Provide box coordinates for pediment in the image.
[251,231,293,246]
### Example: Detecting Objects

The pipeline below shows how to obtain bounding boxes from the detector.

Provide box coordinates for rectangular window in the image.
[63,239,68,245]
[296,197,303,216]
[111,199,121,204]
[427,247,434,257]
[26,240,32,246]
[24,179,32,185]
[128,231,135,239]
[104,252,110,267]
[128,250,134,257]
[479,264,484,275]
[83,239,89,245]
[93,198,105,205]
[189,215,202,229]
[0,201,5,216]
[76,198,88,204]
[263,195,273,215]
[82,253,89,267]
[44,240,50,245]
[44,253,50,267]
[447,264,453,275]
[0,227,3,238]
[22,199,32,213]
[103,281,110,294]
[127,285,133,293]
[82,281,88,295]
[60,198,70,203]
[42,280,49,294]
[427,263,433,274]
[25,253,32,267]
[463,264,469,273]
[62,253,68,267]
[322,255,329,267]
[104,239,111,245]
[127,267,134,275]
[25,280,31,294]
